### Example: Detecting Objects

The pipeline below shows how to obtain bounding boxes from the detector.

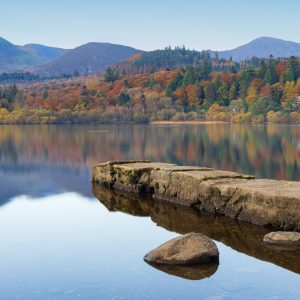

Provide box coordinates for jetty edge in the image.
[92,161,300,231]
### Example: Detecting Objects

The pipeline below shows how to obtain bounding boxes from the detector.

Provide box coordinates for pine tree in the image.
[205,82,217,104]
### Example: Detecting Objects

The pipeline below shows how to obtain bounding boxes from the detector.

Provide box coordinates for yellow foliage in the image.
[0,108,9,115]
[231,112,252,123]
[290,112,300,123]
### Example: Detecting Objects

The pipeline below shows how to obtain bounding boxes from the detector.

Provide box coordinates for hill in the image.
[21,44,68,63]
[0,37,37,72]
[0,37,68,73]
[113,47,237,75]
[217,37,300,61]
[31,43,142,77]
[2,36,300,76]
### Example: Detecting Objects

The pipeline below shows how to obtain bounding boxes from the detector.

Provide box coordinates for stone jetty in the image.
[92,161,300,231]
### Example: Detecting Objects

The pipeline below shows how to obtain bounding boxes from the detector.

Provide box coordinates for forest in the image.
[0,48,300,124]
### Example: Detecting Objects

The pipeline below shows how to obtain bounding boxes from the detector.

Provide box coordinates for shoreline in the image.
[150,120,228,125]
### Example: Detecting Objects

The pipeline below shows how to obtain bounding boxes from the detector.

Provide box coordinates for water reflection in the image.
[145,262,218,280]
[93,184,300,276]
[0,124,300,298]
[0,124,299,204]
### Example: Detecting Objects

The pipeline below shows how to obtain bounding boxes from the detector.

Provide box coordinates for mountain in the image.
[0,37,37,72]
[0,37,68,73]
[2,36,300,75]
[21,44,68,63]
[30,43,142,76]
[217,37,300,61]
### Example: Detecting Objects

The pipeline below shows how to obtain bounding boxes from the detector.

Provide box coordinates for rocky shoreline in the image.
[92,185,300,275]
[92,160,300,231]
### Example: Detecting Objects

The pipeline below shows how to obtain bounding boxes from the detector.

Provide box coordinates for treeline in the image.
[115,47,238,75]
[0,72,39,83]
[1,54,300,124]
[113,47,275,76]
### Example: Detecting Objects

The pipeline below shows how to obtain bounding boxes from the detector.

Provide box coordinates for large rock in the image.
[263,231,300,246]
[144,233,219,265]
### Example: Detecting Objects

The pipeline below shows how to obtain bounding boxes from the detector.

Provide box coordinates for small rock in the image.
[263,231,300,246]
[144,232,219,265]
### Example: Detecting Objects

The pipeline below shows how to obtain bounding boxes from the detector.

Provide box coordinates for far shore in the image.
[150,120,228,125]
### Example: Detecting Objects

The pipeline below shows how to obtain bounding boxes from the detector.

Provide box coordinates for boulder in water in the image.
[144,232,219,265]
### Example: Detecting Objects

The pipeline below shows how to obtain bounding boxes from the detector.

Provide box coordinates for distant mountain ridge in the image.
[216,37,300,61]
[1,36,300,75]
[21,44,68,63]
[30,42,142,76]
[0,37,69,72]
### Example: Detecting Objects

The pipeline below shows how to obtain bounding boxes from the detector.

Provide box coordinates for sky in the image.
[1,0,300,51]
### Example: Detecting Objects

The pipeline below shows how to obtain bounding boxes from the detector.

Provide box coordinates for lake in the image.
[0,124,300,299]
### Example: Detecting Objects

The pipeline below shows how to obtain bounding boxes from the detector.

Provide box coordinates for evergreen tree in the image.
[105,67,119,82]
[284,67,295,82]
[205,82,217,104]
[182,68,195,87]
[228,82,239,101]
[165,72,183,96]
[117,92,131,106]
[289,56,300,79]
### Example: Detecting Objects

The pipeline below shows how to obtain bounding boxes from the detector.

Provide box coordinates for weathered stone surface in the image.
[92,160,300,231]
[150,170,253,206]
[263,231,300,246]
[143,233,219,265]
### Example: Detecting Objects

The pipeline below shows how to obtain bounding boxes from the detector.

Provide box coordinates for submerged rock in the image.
[263,231,300,246]
[144,233,219,265]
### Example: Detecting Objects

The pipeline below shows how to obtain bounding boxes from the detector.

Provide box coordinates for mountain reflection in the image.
[0,124,300,205]
[93,184,300,276]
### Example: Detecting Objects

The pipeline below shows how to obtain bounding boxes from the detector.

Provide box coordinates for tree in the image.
[165,72,183,97]
[6,84,17,103]
[117,92,131,106]
[217,83,229,102]
[104,67,119,82]
[182,68,195,87]
[205,82,217,104]
[228,82,239,101]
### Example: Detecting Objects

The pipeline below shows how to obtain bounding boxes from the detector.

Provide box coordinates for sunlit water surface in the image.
[0,124,300,299]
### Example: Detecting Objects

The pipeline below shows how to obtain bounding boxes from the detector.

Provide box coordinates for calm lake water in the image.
[1,124,300,299]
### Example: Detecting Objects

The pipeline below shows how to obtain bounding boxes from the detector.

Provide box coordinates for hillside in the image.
[0,37,37,72]
[114,47,237,75]
[114,37,300,75]
[0,37,68,73]
[1,55,300,125]
[31,43,142,76]
[217,37,300,61]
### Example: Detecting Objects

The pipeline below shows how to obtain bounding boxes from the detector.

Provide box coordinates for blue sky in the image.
[1,0,299,50]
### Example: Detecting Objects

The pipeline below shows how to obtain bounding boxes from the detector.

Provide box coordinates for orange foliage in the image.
[275,61,287,78]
